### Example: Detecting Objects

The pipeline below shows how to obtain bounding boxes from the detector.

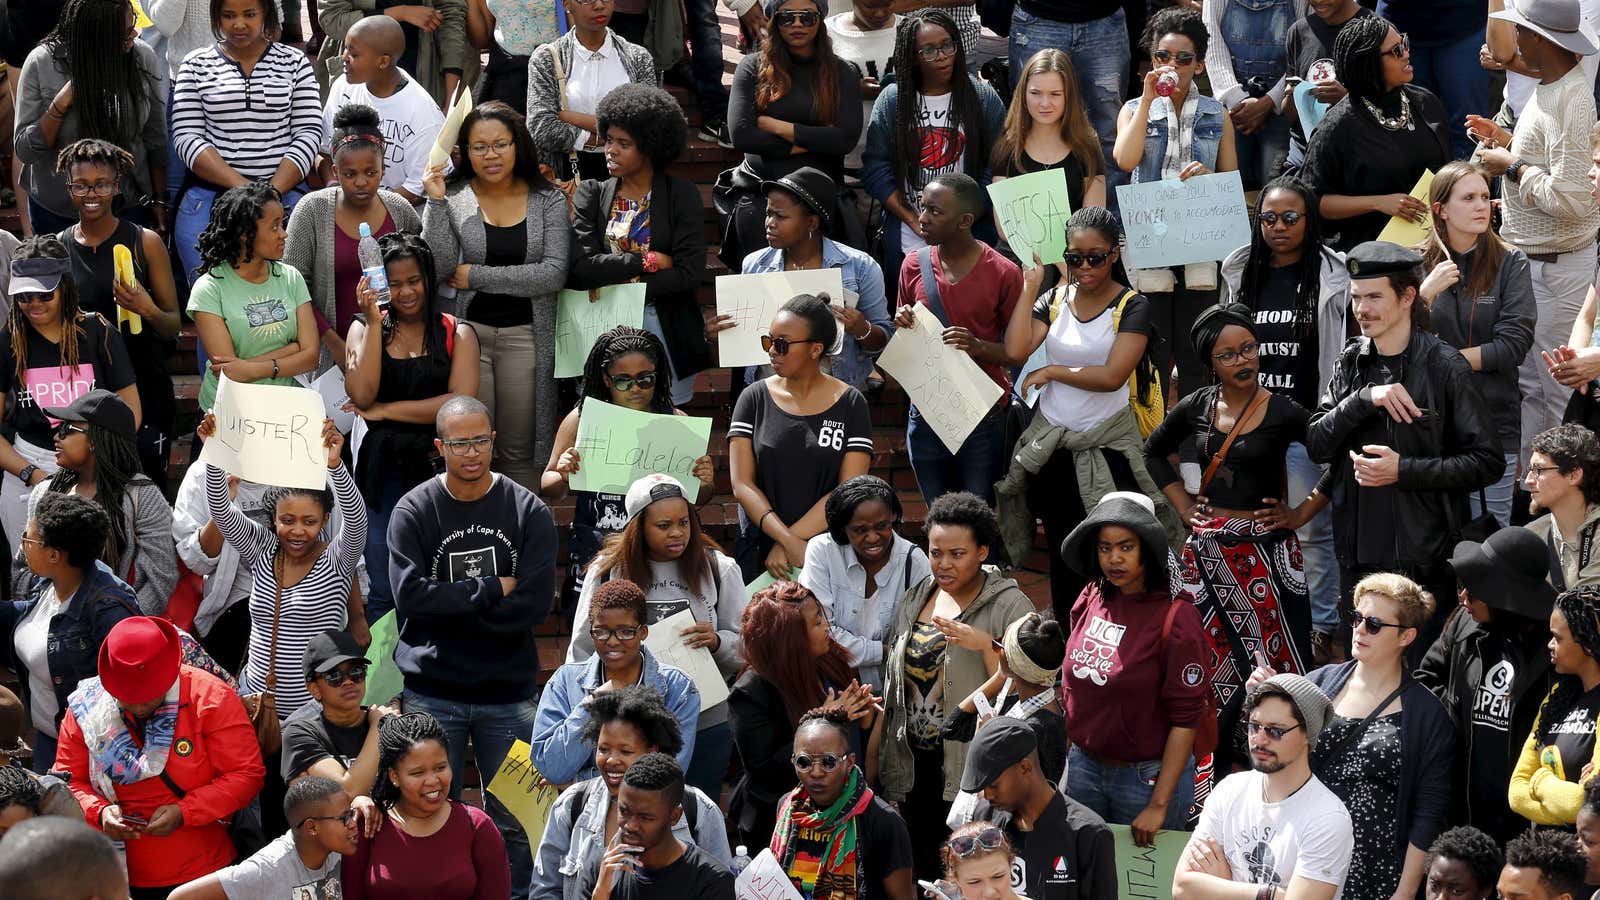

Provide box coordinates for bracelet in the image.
[758,509,776,530]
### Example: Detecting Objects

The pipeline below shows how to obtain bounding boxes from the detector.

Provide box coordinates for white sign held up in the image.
[714,269,845,368]
[878,311,1002,453]
[735,849,804,900]
[198,375,330,490]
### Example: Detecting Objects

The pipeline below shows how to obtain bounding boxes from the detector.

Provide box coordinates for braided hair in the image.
[372,713,450,813]
[8,236,87,391]
[54,138,135,183]
[45,422,145,564]
[194,182,284,278]
[376,232,449,364]
[0,765,45,815]
[330,103,386,163]
[43,0,156,145]
[1237,176,1324,344]
[891,9,988,204]
[261,485,334,529]
[1551,585,1600,710]
[576,326,675,415]
[795,704,855,747]
[1334,15,1396,105]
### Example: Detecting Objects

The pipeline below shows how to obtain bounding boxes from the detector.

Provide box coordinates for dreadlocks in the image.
[8,236,87,391]
[194,182,283,278]
[372,713,450,813]
[53,138,135,181]
[44,422,145,564]
[376,232,449,363]
[891,9,987,205]
[43,0,155,145]
[1237,176,1324,344]
[576,326,675,415]
[1551,585,1600,710]
[754,0,838,126]
[1334,15,1396,105]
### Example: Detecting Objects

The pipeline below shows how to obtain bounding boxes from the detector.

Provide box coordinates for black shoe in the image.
[699,117,732,149]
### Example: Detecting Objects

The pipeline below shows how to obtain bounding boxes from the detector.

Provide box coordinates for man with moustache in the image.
[1306,241,1503,658]
[1172,674,1353,900]
[1525,424,1600,589]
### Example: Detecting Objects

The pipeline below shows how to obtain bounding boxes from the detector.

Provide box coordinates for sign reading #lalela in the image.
[1115,171,1252,271]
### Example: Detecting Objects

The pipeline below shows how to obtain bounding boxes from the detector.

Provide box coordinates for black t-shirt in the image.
[995,151,1090,219]
[1143,390,1326,511]
[1540,683,1600,786]
[780,796,913,900]
[728,380,873,527]
[281,702,373,782]
[0,314,137,448]
[970,791,1115,900]
[1354,352,1405,565]
[601,843,735,900]
[466,222,533,327]
[1249,264,1323,411]
[1468,632,1522,842]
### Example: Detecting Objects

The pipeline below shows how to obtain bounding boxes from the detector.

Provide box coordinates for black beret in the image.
[1345,241,1423,278]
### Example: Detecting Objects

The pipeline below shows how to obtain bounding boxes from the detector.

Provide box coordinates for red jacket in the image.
[56,665,266,888]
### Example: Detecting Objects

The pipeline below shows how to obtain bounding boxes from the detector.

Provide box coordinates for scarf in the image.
[770,767,873,900]
[65,675,180,801]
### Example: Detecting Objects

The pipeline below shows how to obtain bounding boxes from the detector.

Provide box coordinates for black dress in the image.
[353,311,455,503]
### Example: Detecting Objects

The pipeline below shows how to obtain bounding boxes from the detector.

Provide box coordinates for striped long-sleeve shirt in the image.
[171,41,323,182]
[206,462,366,720]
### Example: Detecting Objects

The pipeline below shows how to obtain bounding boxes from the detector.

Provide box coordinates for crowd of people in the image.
[12,0,1600,899]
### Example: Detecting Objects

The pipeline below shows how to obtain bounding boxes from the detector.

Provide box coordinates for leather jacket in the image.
[1306,329,1503,568]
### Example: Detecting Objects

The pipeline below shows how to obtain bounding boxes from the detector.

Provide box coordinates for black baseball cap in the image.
[303,630,368,682]
[960,716,1038,792]
[41,389,136,439]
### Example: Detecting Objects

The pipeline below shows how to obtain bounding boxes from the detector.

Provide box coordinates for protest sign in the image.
[878,310,1003,453]
[715,270,845,367]
[131,0,153,28]
[745,567,800,598]
[736,849,804,900]
[568,398,712,499]
[310,367,355,434]
[198,376,329,489]
[988,168,1072,267]
[1116,171,1253,270]
[1375,169,1436,248]
[1292,80,1330,137]
[1108,824,1188,900]
[555,284,647,377]
[644,610,731,707]
[429,84,473,169]
[486,740,561,845]
[362,611,404,705]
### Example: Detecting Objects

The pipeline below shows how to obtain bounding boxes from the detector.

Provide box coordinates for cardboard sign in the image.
[989,168,1072,268]
[735,849,805,900]
[643,610,730,707]
[1292,80,1330,138]
[714,270,845,368]
[1375,169,1436,249]
[429,84,473,169]
[568,398,712,499]
[310,367,355,435]
[554,284,647,378]
[485,740,561,845]
[877,311,1002,453]
[1117,171,1253,270]
[1109,824,1189,900]
[362,611,403,706]
[197,376,329,489]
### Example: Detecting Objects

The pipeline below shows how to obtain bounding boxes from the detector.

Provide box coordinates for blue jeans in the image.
[1407,28,1490,160]
[1470,452,1519,528]
[31,730,57,775]
[176,183,305,286]
[362,475,411,624]
[641,303,696,406]
[683,0,729,117]
[906,403,1005,506]
[1065,745,1194,830]
[1009,6,1129,203]
[403,690,540,900]
[685,720,732,801]
[1235,113,1291,191]
[1287,442,1338,633]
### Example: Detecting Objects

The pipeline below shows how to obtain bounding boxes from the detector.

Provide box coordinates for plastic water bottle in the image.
[357,222,390,305]
[732,845,752,876]
[1155,71,1179,97]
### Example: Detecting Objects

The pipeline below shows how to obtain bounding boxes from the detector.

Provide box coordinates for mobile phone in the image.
[120,813,149,826]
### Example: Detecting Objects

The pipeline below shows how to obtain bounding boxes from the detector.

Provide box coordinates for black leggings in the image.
[1027,446,1140,622]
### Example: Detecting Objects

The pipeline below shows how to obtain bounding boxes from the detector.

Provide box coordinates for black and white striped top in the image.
[206,462,366,720]
[171,42,323,182]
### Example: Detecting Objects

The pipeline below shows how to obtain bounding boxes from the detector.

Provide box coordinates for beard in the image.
[1250,754,1287,774]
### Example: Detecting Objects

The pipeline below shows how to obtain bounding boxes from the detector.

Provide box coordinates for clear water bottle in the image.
[732,845,752,876]
[1155,70,1179,97]
[357,222,390,305]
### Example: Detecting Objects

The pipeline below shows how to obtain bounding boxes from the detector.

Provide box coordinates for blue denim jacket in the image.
[1121,94,1227,185]
[741,238,894,389]
[528,646,701,783]
[1,560,140,732]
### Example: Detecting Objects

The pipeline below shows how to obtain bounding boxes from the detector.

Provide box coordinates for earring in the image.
[808,228,814,240]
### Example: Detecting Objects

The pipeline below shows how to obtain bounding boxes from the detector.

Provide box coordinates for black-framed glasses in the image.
[298,808,358,829]
[915,40,958,61]
[775,9,820,26]
[439,436,492,456]
[607,372,657,392]
[1258,210,1303,227]
[761,334,821,355]
[1346,609,1409,635]
[66,182,117,198]
[568,0,610,5]
[1063,251,1112,269]
[791,752,844,772]
[53,422,88,440]
[590,626,642,642]
[1152,49,1196,65]
[1212,342,1259,366]
[320,665,369,687]
[1381,34,1410,60]
[468,140,514,157]
[1527,464,1563,478]
[1245,721,1304,741]
[947,826,1006,858]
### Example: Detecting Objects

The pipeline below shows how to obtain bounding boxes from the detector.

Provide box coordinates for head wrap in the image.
[1189,302,1257,360]
[1001,616,1055,687]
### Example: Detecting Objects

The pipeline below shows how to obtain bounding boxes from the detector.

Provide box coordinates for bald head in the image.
[0,817,127,900]
[347,15,406,60]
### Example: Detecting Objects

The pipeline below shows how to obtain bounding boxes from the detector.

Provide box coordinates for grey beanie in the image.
[764,0,827,16]
[1250,673,1332,745]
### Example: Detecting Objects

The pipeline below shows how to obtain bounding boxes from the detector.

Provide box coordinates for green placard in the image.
[1108,823,1189,900]
[987,168,1072,268]
[745,566,801,598]
[362,611,404,706]
[554,284,647,378]
[568,398,713,499]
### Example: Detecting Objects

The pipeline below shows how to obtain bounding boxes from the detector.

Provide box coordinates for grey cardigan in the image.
[13,476,177,617]
[421,182,570,461]
[283,186,423,372]
[526,30,657,168]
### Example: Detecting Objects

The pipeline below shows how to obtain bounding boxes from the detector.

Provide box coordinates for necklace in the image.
[1361,91,1414,131]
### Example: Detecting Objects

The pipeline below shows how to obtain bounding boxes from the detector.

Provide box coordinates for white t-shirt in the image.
[1036,287,1149,432]
[13,588,62,736]
[1193,770,1354,899]
[216,831,342,899]
[900,92,967,253]
[825,12,900,172]
[321,70,447,197]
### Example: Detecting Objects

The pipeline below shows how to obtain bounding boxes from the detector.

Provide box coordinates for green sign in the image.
[568,398,713,499]
[745,566,801,598]
[988,168,1072,268]
[362,611,404,706]
[1108,824,1189,900]
[554,284,646,378]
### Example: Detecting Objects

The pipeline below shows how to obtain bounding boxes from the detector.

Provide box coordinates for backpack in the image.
[1043,285,1165,438]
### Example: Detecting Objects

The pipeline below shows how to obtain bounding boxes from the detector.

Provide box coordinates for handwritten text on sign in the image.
[736,849,805,900]
[485,739,561,846]
[569,398,713,500]
[1116,171,1252,270]
[1108,824,1188,900]
[554,284,647,378]
[988,168,1071,268]
[877,310,1002,454]
[715,269,845,368]
[197,375,329,489]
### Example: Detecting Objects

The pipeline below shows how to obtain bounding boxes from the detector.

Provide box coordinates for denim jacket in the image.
[799,533,930,690]
[531,776,732,900]
[528,646,701,784]
[1121,93,1227,185]
[740,238,894,389]
[0,560,140,732]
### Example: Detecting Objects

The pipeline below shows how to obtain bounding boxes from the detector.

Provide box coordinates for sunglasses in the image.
[53,422,88,440]
[1381,34,1410,60]
[1152,49,1196,65]
[607,372,657,392]
[1064,251,1112,269]
[590,626,642,642]
[761,334,821,355]
[1258,210,1303,227]
[320,665,369,687]
[1346,609,1409,635]
[1246,721,1304,741]
[775,10,820,26]
[13,292,54,306]
[792,752,845,772]
[947,826,1007,858]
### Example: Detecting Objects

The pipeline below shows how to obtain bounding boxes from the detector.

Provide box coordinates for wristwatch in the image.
[17,465,38,485]
[642,251,660,273]
[1507,159,1528,183]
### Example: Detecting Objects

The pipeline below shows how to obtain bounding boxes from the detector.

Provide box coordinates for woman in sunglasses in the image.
[1219,175,1349,663]
[1419,161,1535,528]
[1510,584,1600,829]
[937,823,1021,900]
[532,578,701,785]
[729,293,873,581]
[1112,5,1236,399]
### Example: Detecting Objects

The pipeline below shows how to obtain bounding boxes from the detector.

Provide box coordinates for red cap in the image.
[98,617,181,705]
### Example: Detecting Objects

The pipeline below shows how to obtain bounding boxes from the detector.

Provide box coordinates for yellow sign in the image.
[486,740,562,845]
[1375,169,1435,249]
[132,0,153,28]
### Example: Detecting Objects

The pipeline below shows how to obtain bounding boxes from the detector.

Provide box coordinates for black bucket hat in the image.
[1451,526,1558,621]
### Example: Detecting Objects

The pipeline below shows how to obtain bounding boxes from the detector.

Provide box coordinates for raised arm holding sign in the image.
[196,375,333,489]
[988,168,1072,268]
[1116,171,1253,270]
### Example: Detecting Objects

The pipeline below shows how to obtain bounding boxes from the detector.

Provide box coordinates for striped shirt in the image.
[206,462,366,720]
[171,41,323,182]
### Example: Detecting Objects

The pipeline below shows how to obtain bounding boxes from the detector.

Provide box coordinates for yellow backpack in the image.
[1044,285,1165,438]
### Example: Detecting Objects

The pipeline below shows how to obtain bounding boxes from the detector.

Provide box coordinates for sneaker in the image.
[699,117,733,149]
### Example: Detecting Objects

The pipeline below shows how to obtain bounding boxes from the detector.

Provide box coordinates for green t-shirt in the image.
[186,261,309,410]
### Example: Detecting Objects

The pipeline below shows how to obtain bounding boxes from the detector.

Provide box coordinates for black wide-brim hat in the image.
[1451,525,1557,621]
[1060,492,1169,578]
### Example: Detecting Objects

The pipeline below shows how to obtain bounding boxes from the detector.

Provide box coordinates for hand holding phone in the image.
[918,879,962,900]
